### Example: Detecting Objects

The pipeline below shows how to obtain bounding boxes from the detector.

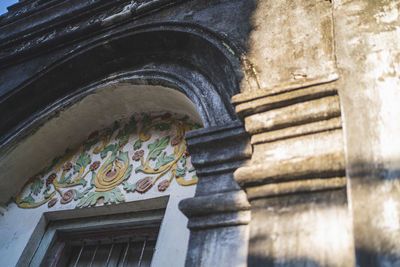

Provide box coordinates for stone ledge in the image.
[252,129,344,165]
[246,177,346,200]
[179,190,250,218]
[232,76,338,106]
[244,95,341,134]
[187,210,251,230]
[251,117,342,145]
[234,152,345,187]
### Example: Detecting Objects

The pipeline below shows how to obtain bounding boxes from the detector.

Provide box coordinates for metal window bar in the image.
[73,242,85,267]
[138,239,147,267]
[66,238,155,267]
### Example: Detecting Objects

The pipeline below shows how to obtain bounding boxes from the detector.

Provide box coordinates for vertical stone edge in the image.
[179,121,252,267]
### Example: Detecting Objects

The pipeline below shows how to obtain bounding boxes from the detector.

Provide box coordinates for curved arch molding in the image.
[0,25,243,152]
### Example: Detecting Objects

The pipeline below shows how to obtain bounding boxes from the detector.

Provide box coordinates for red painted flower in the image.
[158,180,169,192]
[48,198,58,208]
[132,150,144,161]
[60,189,75,204]
[46,173,57,186]
[136,177,153,194]
[63,162,73,172]
[161,113,172,120]
[171,135,181,146]
[184,150,190,158]
[89,161,100,171]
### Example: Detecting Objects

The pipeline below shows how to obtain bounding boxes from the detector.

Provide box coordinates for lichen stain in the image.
[320,17,334,58]
[358,0,400,33]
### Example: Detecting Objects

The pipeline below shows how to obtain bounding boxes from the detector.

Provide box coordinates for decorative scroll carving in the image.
[16,113,200,209]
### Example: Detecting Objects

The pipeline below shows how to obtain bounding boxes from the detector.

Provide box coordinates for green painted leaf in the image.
[180,156,186,167]
[59,174,72,184]
[154,152,175,171]
[150,149,162,160]
[115,190,124,202]
[175,167,187,177]
[75,178,87,187]
[135,165,144,173]
[133,139,142,150]
[74,187,93,200]
[20,194,35,205]
[100,144,118,159]
[90,172,96,187]
[117,151,129,163]
[154,122,171,131]
[189,167,196,173]
[142,114,153,128]
[73,151,92,173]
[30,179,44,196]
[104,193,110,203]
[83,138,99,151]
[116,118,137,147]
[124,165,133,181]
[104,121,119,137]
[73,165,81,173]
[148,136,170,160]
[76,188,125,208]
[123,181,136,193]
[159,136,170,149]
[148,139,159,153]
[44,190,54,199]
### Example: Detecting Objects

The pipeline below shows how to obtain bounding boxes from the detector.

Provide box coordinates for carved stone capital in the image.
[233,81,346,199]
[180,121,252,228]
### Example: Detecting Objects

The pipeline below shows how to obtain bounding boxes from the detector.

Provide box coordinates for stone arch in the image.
[0,23,244,147]
[0,23,252,267]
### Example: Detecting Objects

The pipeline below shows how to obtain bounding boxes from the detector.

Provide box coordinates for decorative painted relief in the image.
[16,113,201,209]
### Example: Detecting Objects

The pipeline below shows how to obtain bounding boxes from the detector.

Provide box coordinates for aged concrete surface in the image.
[233,0,355,265]
[249,190,354,267]
[233,81,354,266]
[334,0,400,265]
[240,0,338,93]
[185,225,249,267]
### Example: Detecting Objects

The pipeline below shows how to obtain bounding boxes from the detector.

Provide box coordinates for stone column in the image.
[179,121,252,267]
[232,81,355,266]
[334,0,400,265]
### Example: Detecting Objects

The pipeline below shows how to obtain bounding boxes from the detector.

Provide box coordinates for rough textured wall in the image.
[334,0,400,265]
[233,0,355,266]
[240,0,337,93]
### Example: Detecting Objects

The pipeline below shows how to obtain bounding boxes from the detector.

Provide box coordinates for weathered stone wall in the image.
[334,0,400,265]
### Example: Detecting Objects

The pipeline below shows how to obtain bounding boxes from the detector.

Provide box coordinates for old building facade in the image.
[0,0,400,266]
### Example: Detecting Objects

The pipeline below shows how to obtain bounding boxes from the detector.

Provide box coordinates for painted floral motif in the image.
[60,189,75,204]
[136,177,153,194]
[89,161,100,171]
[48,198,57,208]
[158,180,169,192]
[16,113,201,209]
[132,150,144,161]
[63,162,73,172]
[46,173,57,186]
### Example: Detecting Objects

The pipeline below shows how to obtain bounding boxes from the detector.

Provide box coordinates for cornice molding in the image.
[0,0,180,68]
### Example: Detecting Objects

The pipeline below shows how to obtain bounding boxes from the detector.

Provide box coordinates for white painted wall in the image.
[0,84,202,267]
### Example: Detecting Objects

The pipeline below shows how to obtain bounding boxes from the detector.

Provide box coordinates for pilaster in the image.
[179,121,251,267]
[233,81,355,266]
